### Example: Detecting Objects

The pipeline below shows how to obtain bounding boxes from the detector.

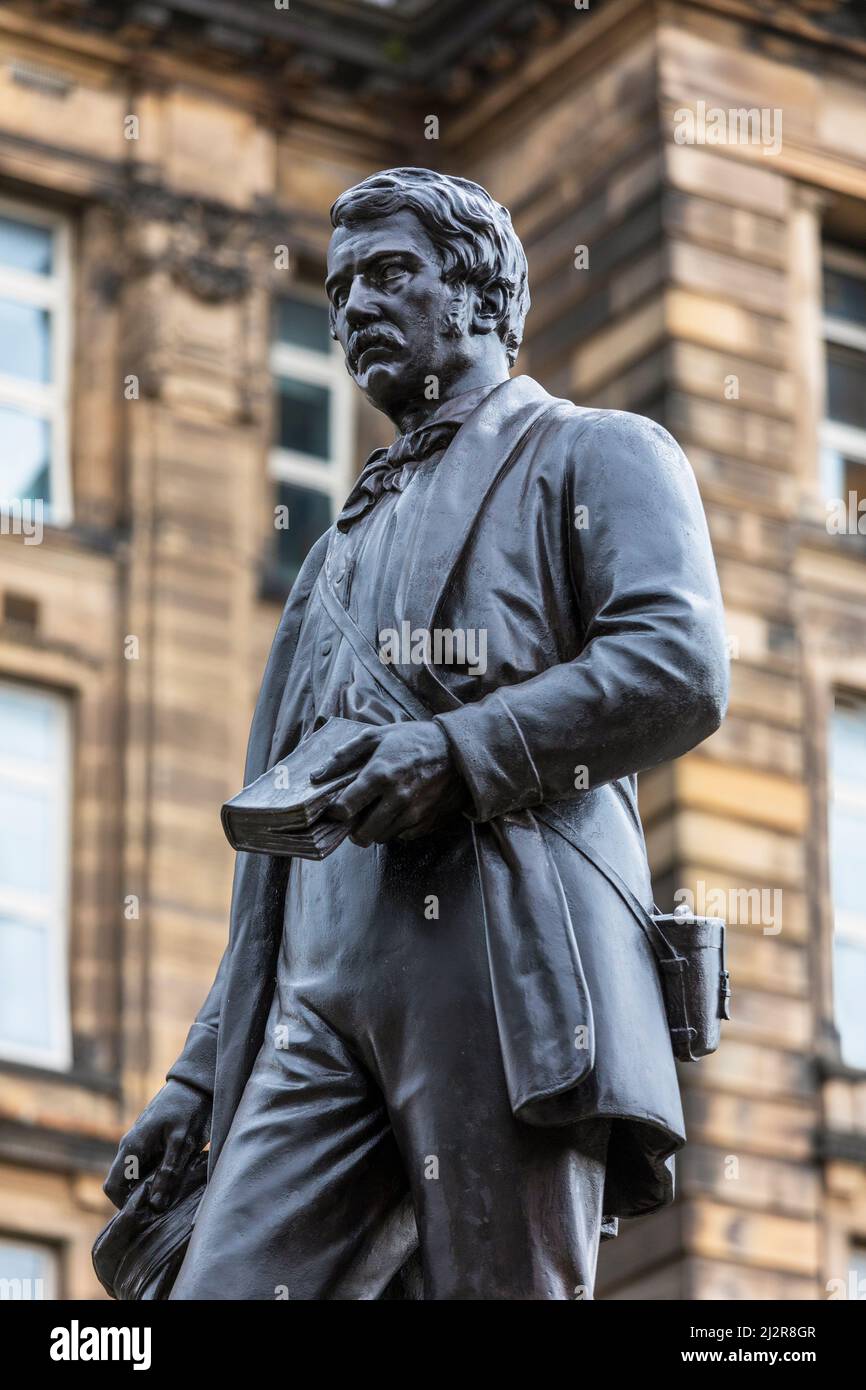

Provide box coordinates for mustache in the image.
[347,323,405,371]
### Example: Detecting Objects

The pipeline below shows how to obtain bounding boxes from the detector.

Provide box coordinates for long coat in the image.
[167,375,728,1219]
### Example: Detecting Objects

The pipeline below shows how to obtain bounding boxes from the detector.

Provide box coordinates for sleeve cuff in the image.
[435,693,543,822]
[166,1021,218,1099]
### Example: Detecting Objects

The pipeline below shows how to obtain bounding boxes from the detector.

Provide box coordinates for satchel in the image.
[92,1152,207,1301]
[647,911,731,1061]
[536,806,730,1062]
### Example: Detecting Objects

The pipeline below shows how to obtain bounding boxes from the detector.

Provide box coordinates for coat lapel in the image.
[392,374,556,707]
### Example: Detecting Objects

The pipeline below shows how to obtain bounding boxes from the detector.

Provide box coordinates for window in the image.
[848,1241,866,1300]
[0,196,71,525]
[821,245,866,509]
[0,1236,59,1299]
[828,695,866,1069]
[268,289,355,588]
[0,682,71,1069]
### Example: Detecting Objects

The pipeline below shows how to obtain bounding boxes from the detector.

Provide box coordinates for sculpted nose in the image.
[344,277,380,329]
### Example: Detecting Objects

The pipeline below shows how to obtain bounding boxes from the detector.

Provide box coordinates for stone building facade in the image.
[0,0,865,1300]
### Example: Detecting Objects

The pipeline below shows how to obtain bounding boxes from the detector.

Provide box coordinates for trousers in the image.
[170,833,611,1301]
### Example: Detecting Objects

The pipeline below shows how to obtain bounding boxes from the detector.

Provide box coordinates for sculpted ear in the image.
[470,282,508,337]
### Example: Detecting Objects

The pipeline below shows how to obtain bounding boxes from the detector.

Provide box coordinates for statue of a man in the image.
[103,168,728,1300]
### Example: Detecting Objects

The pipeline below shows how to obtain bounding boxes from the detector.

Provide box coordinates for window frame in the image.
[267,283,355,559]
[0,193,72,526]
[0,1233,61,1299]
[821,244,866,500]
[0,680,72,1072]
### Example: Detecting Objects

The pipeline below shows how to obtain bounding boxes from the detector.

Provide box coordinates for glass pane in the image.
[0,685,67,1064]
[826,343,866,432]
[0,1239,58,1299]
[834,936,866,1070]
[0,406,51,503]
[0,783,57,896]
[832,702,866,793]
[0,215,52,275]
[273,482,332,587]
[829,806,866,916]
[0,684,62,764]
[274,296,331,354]
[821,444,844,499]
[822,451,866,517]
[0,298,51,382]
[844,459,866,509]
[825,265,866,328]
[0,916,51,1050]
[275,377,330,460]
[830,700,866,1067]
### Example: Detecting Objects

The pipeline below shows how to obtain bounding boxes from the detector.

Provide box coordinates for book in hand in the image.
[220,716,368,861]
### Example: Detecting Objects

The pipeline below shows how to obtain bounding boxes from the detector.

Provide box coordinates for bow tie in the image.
[336,420,461,531]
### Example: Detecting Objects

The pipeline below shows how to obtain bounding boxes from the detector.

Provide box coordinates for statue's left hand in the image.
[103,1079,211,1212]
[311,720,466,845]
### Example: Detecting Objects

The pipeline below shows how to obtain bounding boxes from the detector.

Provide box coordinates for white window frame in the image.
[829,693,866,1070]
[268,285,355,532]
[0,681,72,1070]
[0,193,72,526]
[821,244,866,500]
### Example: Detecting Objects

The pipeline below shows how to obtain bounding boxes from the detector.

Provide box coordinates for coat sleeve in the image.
[434,411,729,822]
[164,947,227,1097]
[165,529,332,1097]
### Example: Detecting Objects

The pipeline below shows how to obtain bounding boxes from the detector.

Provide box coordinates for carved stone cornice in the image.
[105,180,293,303]
[171,254,249,304]
[7,0,580,105]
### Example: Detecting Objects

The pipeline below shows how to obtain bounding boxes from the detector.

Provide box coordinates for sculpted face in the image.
[326,208,475,423]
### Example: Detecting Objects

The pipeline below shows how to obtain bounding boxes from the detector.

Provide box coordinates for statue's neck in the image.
[391,363,509,435]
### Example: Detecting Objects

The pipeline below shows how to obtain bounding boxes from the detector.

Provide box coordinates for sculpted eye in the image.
[331,285,348,308]
[377,262,407,287]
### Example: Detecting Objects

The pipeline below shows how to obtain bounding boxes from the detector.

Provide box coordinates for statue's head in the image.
[327,167,530,422]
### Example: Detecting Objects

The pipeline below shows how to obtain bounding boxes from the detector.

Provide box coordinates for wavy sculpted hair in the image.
[329,167,530,367]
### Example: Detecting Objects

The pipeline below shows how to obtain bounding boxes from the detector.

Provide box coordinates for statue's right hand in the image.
[103,1078,211,1212]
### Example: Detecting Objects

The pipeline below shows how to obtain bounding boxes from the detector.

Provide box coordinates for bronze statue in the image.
[100,168,729,1300]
